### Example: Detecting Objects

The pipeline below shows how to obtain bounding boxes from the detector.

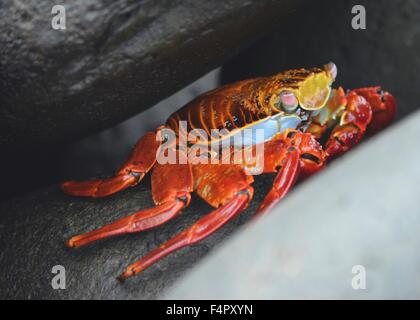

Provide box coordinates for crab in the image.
[61,62,396,280]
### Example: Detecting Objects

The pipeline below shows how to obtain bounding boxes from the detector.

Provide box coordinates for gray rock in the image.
[0,0,300,151]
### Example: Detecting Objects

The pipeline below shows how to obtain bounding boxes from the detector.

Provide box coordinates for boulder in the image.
[0,0,299,151]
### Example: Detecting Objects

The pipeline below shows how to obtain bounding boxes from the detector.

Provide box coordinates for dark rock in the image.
[0,0,301,151]
[0,176,272,299]
[222,0,420,119]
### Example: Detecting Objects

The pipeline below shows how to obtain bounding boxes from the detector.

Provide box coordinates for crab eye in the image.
[278,91,298,112]
[325,62,337,81]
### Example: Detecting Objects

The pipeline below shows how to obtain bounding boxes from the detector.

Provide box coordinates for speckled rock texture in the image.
[0,0,299,151]
[0,176,272,299]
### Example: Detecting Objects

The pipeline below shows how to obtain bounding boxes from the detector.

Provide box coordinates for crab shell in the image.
[166,62,336,146]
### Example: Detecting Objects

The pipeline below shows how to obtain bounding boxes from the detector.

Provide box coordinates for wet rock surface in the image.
[0,0,299,151]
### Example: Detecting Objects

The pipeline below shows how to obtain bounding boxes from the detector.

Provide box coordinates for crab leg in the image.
[66,201,186,248]
[256,149,300,216]
[61,131,161,197]
[118,163,254,280]
[255,131,326,216]
[65,150,193,248]
[119,187,253,280]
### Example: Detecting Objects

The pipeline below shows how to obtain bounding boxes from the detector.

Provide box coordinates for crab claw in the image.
[325,91,372,158]
[353,87,396,135]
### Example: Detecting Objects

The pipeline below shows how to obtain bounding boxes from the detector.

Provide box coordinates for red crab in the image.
[61,62,396,280]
